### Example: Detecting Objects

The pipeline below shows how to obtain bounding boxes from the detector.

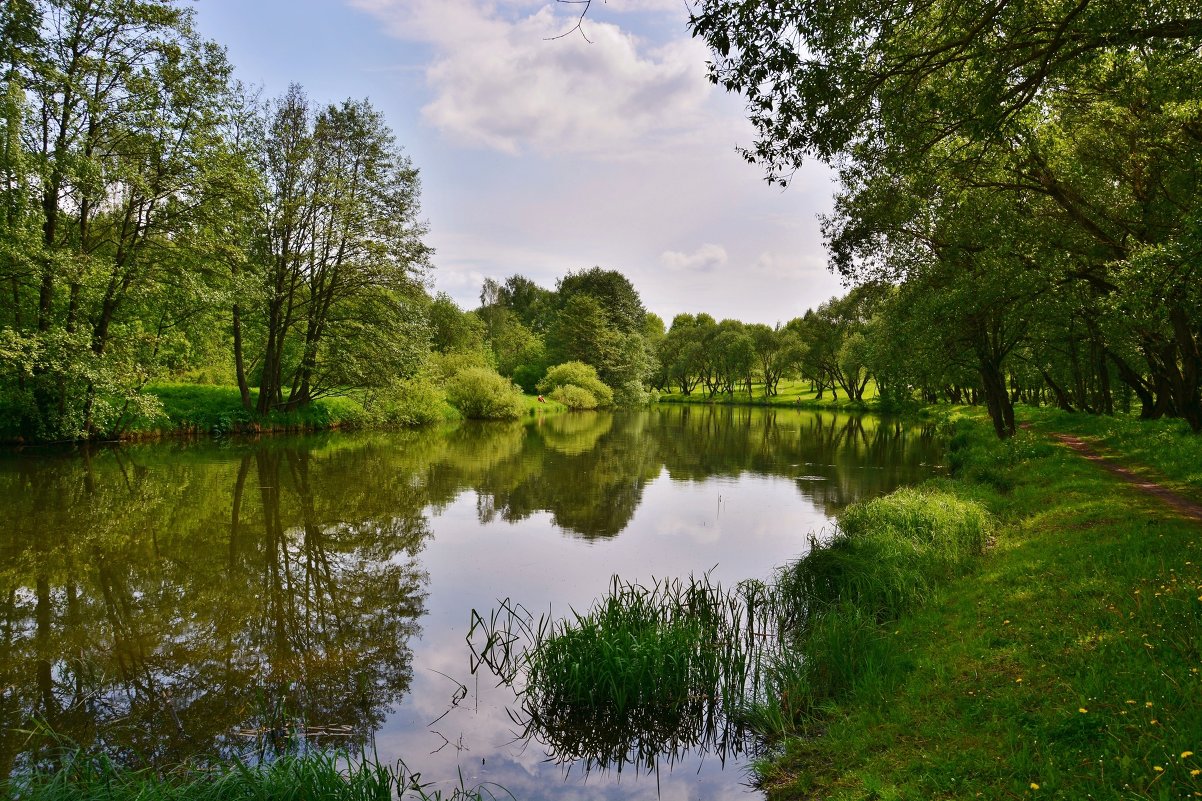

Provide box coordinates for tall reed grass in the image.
[469,574,772,774]
[4,750,510,801]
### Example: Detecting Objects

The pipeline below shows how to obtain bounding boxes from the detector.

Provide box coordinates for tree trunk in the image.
[232,303,252,411]
[979,362,1016,439]
[1038,368,1075,412]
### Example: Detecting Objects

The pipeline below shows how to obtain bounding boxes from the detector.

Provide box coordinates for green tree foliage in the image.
[243,87,431,415]
[1,0,233,439]
[557,267,647,335]
[429,292,487,356]
[0,3,438,441]
[691,0,1202,434]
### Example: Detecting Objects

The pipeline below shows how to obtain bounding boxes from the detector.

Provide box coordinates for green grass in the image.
[518,393,568,416]
[740,486,991,739]
[1021,406,1202,498]
[4,750,511,801]
[135,383,370,437]
[468,574,768,773]
[756,408,1202,800]
[657,378,881,410]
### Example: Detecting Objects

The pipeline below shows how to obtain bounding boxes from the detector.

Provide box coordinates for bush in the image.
[537,361,613,407]
[363,373,449,426]
[510,362,547,394]
[446,367,524,420]
[549,384,598,410]
[612,379,650,406]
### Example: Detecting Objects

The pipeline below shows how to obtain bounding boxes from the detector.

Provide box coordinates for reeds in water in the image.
[4,750,511,801]
[470,486,992,763]
[469,573,781,774]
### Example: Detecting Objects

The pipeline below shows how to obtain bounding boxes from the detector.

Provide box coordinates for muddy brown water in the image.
[0,405,942,799]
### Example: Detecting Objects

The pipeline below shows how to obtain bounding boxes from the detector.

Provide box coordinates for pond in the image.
[0,405,941,799]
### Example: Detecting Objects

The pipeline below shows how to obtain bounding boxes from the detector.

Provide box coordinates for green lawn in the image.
[658,378,881,409]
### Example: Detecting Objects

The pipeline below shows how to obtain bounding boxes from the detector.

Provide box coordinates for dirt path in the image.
[1043,431,1202,522]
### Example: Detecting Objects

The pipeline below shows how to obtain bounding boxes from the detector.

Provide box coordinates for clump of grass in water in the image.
[470,573,779,775]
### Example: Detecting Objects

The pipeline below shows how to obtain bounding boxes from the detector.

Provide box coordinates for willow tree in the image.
[691,0,1202,433]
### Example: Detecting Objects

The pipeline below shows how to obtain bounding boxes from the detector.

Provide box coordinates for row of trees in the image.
[0,0,431,440]
[688,0,1202,437]
[653,288,876,403]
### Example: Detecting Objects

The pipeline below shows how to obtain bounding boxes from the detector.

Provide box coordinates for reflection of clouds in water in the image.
[632,474,825,579]
[382,468,824,797]
[0,406,940,798]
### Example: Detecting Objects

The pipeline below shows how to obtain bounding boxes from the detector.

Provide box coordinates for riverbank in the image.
[758,407,1202,799]
[51,382,569,442]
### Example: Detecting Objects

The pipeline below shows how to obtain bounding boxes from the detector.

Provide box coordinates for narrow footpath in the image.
[1045,430,1202,522]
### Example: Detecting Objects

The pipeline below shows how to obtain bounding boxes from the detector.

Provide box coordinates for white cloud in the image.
[659,243,728,272]
[349,0,714,157]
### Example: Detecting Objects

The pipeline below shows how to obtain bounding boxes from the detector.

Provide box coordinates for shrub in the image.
[363,373,449,426]
[612,379,650,406]
[446,367,524,420]
[510,362,547,394]
[537,361,613,407]
[549,384,598,410]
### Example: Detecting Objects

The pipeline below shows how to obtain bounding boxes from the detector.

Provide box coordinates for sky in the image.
[191,0,845,325]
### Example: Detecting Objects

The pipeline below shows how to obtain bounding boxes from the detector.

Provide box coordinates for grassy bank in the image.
[109,383,568,439]
[757,408,1202,799]
[657,378,880,410]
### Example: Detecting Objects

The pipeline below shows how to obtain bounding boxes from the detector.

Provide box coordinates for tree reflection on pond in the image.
[0,406,940,791]
[0,443,428,775]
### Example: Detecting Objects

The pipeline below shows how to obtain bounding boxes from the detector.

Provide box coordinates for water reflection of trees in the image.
[431,414,663,540]
[655,406,940,517]
[426,406,940,539]
[0,443,429,775]
[0,407,940,778]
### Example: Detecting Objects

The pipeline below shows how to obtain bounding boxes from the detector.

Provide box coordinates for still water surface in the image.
[0,405,941,799]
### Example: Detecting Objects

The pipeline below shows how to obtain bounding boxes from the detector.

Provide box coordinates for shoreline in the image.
[756,408,1202,799]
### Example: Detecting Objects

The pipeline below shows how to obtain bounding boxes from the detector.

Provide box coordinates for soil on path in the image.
[1042,430,1202,523]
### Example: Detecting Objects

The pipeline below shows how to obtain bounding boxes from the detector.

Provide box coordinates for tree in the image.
[556,267,647,336]
[243,87,431,414]
[689,0,1202,182]
[1,0,233,438]
[429,293,486,356]
[691,0,1202,433]
[748,323,805,397]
